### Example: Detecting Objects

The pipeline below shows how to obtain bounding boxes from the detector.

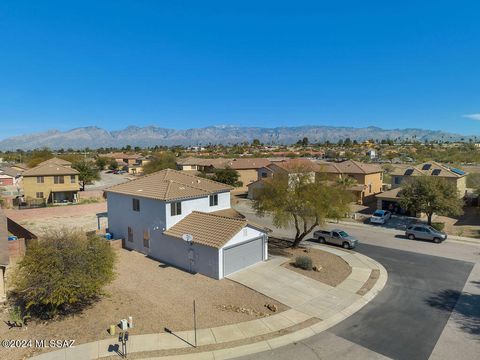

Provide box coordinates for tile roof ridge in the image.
[191,210,247,223]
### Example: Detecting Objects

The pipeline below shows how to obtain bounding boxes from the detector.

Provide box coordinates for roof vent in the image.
[179,186,185,190]
[137,189,143,192]
[197,179,201,183]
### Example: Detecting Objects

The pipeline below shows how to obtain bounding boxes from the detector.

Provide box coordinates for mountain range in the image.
[0,125,474,150]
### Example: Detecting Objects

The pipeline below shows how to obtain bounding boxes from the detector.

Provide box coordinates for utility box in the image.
[120,319,128,330]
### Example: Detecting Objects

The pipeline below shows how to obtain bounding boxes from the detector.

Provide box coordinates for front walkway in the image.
[29,247,387,360]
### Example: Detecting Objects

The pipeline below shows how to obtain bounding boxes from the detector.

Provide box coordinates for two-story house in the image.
[316,160,384,204]
[247,158,316,199]
[375,162,467,213]
[390,162,467,196]
[22,163,80,204]
[177,157,271,191]
[106,169,268,279]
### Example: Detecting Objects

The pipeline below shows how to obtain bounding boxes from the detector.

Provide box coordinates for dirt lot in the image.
[5,202,107,236]
[0,249,287,359]
[269,238,352,287]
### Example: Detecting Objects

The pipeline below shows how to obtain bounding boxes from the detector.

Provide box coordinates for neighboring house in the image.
[316,160,384,204]
[37,157,72,168]
[247,158,316,199]
[390,161,467,197]
[177,157,271,190]
[366,149,377,160]
[102,153,149,174]
[106,169,268,279]
[0,167,22,187]
[9,163,29,172]
[22,163,80,204]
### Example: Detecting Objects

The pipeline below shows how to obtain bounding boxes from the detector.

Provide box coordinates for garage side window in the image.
[132,198,140,212]
[128,226,133,242]
[209,194,218,206]
[171,201,182,216]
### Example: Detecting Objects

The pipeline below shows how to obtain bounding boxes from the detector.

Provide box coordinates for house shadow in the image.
[453,206,480,227]
[425,289,480,336]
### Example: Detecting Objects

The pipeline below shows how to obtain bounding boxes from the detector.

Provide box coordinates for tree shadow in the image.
[425,289,480,336]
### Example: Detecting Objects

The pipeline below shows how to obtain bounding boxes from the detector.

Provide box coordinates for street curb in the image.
[29,249,388,360]
[329,219,480,246]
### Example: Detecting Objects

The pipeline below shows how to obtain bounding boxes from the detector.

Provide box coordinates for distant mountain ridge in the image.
[0,125,474,150]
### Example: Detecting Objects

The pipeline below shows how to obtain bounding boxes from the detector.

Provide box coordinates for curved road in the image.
[234,202,480,360]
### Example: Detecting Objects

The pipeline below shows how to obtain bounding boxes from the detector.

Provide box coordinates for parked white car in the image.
[370,210,391,224]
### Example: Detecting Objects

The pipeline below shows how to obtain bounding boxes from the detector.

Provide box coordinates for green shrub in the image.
[9,228,116,319]
[431,222,445,231]
[294,255,313,270]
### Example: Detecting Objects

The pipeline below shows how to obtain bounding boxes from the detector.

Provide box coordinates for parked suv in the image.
[405,224,447,243]
[370,210,391,224]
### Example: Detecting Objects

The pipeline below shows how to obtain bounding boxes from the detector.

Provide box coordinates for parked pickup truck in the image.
[313,229,359,249]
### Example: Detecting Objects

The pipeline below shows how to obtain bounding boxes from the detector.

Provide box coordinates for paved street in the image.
[233,200,480,360]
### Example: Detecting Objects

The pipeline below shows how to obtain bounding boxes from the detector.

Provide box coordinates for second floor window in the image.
[54,176,64,184]
[171,201,182,216]
[209,194,218,206]
[70,175,76,183]
[128,226,133,242]
[394,177,401,185]
[132,198,140,211]
[36,176,44,183]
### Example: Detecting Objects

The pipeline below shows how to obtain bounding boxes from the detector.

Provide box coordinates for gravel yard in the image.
[5,202,108,236]
[0,248,287,359]
[269,238,352,287]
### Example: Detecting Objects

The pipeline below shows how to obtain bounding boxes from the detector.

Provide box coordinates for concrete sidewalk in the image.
[429,263,480,360]
[30,248,387,360]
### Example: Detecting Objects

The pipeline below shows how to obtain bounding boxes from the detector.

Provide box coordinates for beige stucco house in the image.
[177,157,271,191]
[390,162,467,197]
[316,160,384,204]
[22,162,80,204]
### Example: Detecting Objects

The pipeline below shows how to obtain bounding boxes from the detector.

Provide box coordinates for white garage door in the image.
[223,237,264,276]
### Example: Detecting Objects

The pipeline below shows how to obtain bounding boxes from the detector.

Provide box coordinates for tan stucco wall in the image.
[362,173,383,197]
[237,169,259,190]
[23,175,80,201]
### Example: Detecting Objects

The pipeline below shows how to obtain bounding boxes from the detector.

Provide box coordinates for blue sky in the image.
[1,1,480,139]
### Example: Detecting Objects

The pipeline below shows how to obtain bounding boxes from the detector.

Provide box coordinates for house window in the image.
[143,230,150,248]
[132,198,140,212]
[171,201,182,216]
[209,194,218,206]
[127,226,133,242]
[261,172,267,178]
[369,184,372,193]
[70,175,76,183]
[36,176,44,183]
[36,192,44,199]
[394,177,401,185]
[54,176,64,184]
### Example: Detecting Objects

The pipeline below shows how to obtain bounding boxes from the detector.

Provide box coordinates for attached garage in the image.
[223,237,264,276]
[164,211,268,279]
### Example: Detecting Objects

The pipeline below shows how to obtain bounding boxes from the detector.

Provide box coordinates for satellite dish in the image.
[182,234,193,242]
